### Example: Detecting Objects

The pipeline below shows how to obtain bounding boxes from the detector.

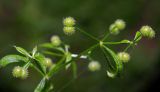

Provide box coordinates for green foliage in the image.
[0,55,28,67]
[0,17,156,92]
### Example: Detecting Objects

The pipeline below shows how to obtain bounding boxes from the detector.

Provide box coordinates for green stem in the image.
[47,56,66,77]
[74,43,99,60]
[124,44,132,52]
[76,27,99,42]
[47,44,99,78]
[72,62,77,79]
[23,61,31,70]
[102,32,110,41]
[123,34,142,52]
[103,41,130,45]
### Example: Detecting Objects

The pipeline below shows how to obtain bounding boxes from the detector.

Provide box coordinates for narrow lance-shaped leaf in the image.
[101,45,123,78]
[14,46,31,58]
[32,46,38,57]
[0,55,28,67]
[104,39,131,45]
[65,52,72,69]
[134,31,142,43]
[72,61,77,79]
[40,43,65,53]
[34,77,46,92]
[34,53,47,74]
[47,56,66,77]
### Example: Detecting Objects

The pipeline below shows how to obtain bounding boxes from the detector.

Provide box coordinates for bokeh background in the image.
[0,0,160,92]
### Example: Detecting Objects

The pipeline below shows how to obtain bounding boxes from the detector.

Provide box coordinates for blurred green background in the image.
[0,0,160,92]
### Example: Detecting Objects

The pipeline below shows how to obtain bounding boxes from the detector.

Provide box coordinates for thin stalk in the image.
[74,43,99,60]
[76,27,99,42]
[103,41,130,45]
[102,32,110,41]
[124,34,142,52]
[47,56,66,77]
[23,61,31,70]
[47,44,99,78]
[124,44,132,52]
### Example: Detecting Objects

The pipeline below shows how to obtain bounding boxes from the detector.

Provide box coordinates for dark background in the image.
[0,0,160,92]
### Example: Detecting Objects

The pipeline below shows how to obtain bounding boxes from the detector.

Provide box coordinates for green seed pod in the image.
[88,61,101,72]
[140,26,155,38]
[117,52,130,63]
[20,68,28,79]
[63,17,76,27]
[44,58,53,68]
[63,27,75,36]
[109,24,119,35]
[12,66,22,78]
[115,19,126,30]
[50,35,61,46]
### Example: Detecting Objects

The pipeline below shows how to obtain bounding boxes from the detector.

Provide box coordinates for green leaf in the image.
[34,77,46,92]
[103,40,131,45]
[14,46,31,58]
[72,61,77,79]
[101,45,123,78]
[32,46,38,57]
[40,43,64,53]
[0,55,28,67]
[47,56,66,77]
[65,52,72,69]
[34,77,54,92]
[34,53,47,74]
[43,51,63,57]
[40,43,54,49]
[134,31,142,43]
[120,40,131,43]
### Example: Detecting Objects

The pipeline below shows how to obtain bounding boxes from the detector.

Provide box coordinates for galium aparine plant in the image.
[0,17,156,92]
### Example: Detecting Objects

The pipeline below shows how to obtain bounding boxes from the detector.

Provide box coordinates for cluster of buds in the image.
[140,25,155,38]
[44,58,53,68]
[50,35,61,46]
[12,66,28,79]
[88,61,101,72]
[117,52,130,63]
[109,19,126,35]
[63,17,76,35]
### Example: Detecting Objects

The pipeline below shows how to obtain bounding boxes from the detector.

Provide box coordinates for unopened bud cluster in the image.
[12,66,28,79]
[117,52,130,63]
[140,26,155,38]
[109,19,126,35]
[44,58,53,68]
[88,61,101,72]
[63,17,76,35]
[50,35,61,46]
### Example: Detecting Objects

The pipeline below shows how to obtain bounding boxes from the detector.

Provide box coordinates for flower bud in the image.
[50,35,61,46]
[12,66,22,78]
[115,19,126,30]
[140,26,155,38]
[109,19,125,35]
[44,58,53,68]
[63,27,75,35]
[117,52,130,63]
[88,61,101,72]
[63,17,76,27]
[12,66,28,79]
[21,68,28,79]
[109,24,119,35]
